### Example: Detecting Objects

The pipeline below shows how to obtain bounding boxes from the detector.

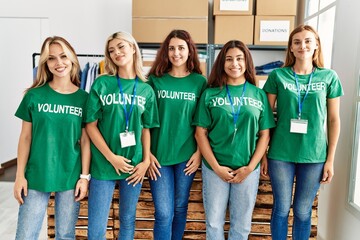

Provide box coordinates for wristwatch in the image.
[80,174,91,181]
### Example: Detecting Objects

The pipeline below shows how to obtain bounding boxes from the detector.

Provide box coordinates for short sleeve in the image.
[262,71,278,95]
[327,70,344,99]
[142,87,160,129]
[84,81,103,123]
[15,92,33,122]
[193,90,211,128]
[258,90,276,131]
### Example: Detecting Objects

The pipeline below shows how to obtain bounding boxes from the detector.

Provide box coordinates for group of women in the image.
[13,24,343,240]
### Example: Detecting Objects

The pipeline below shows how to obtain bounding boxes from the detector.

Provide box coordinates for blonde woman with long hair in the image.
[85,31,159,240]
[14,36,90,240]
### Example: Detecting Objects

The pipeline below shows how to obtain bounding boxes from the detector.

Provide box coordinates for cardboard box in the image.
[213,0,253,15]
[256,0,297,16]
[133,0,208,18]
[255,75,268,88]
[214,15,254,45]
[254,16,295,46]
[132,18,208,44]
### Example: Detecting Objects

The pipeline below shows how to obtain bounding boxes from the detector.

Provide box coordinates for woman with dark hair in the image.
[262,24,343,240]
[194,40,275,240]
[14,36,90,240]
[147,29,207,240]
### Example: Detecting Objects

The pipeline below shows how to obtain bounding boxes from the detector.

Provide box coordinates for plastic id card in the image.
[120,131,136,148]
[290,119,308,134]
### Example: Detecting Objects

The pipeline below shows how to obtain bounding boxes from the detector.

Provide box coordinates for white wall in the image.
[0,0,132,165]
[317,0,360,239]
[2,0,360,238]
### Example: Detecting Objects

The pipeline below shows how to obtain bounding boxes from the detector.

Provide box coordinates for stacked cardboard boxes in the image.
[254,0,297,46]
[132,0,208,44]
[214,0,254,45]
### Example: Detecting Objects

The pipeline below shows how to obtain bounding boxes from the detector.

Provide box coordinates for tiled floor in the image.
[0,181,47,239]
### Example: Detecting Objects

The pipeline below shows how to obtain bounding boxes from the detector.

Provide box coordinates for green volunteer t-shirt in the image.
[193,82,275,170]
[147,73,207,166]
[15,83,88,192]
[263,67,344,163]
[85,75,159,180]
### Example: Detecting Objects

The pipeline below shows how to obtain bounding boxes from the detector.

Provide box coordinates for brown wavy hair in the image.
[208,40,256,88]
[147,29,202,77]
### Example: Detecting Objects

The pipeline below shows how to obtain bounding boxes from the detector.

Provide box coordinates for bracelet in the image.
[80,174,91,181]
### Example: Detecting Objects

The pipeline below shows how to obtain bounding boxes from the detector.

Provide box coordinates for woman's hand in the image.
[228,166,253,183]
[14,176,28,204]
[74,179,89,201]
[126,160,150,186]
[147,153,161,181]
[260,155,269,177]
[109,155,134,176]
[321,160,334,184]
[184,149,201,176]
[214,165,235,182]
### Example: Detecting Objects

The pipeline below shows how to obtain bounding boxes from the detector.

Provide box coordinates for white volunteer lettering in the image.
[99,93,146,110]
[37,103,83,117]
[157,90,196,101]
[212,97,263,110]
[284,82,326,92]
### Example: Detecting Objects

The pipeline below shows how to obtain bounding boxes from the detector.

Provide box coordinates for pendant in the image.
[232,127,237,144]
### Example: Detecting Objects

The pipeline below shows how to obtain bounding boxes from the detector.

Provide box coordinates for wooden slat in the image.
[47,168,319,239]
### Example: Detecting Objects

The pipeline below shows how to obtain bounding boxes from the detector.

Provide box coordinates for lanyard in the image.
[293,68,314,119]
[226,81,247,141]
[116,75,138,131]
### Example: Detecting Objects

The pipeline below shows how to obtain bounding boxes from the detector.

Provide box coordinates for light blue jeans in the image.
[202,162,260,240]
[15,189,79,240]
[149,161,196,240]
[87,178,142,240]
[268,159,324,240]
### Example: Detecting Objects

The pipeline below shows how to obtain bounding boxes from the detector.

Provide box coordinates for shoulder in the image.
[138,79,155,92]
[187,73,207,87]
[190,72,207,82]
[96,74,115,81]
[315,67,338,78]
[270,67,290,76]
[247,83,267,96]
[91,74,116,87]
[76,88,89,97]
[26,84,48,96]
[202,86,223,96]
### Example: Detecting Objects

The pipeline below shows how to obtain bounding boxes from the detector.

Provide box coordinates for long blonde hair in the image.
[29,36,80,92]
[284,24,324,68]
[104,31,145,81]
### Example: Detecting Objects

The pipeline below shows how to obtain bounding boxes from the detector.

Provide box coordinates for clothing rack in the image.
[32,43,209,70]
[32,53,104,68]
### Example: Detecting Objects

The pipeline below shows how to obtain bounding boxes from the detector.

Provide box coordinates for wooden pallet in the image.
[48,170,318,239]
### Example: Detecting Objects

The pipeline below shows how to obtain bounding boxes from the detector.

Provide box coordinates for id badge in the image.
[290,119,308,134]
[120,131,136,148]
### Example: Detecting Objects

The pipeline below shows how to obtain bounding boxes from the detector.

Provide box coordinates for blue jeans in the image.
[202,162,260,240]
[268,159,324,240]
[149,161,195,240]
[15,189,79,240]
[87,178,142,240]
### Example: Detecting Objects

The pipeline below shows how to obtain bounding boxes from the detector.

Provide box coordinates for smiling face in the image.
[108,38,135,68]
[224,47,246,84]
[290,30,318,62]
[46,43,72,80]
[168,37,189,69]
